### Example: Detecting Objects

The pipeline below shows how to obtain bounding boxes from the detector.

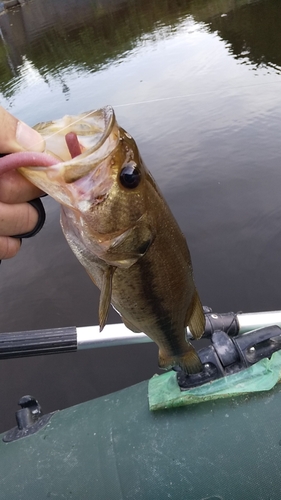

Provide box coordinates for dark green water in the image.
[0,0,281,432]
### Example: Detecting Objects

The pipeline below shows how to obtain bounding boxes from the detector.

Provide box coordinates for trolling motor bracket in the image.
[177,324,281,390]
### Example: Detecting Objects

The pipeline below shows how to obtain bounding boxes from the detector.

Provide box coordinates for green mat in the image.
[148,350,281,410]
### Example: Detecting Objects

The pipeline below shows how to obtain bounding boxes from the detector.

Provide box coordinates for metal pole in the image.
[237,310,281,334]
[77,323,151,349]
[77,310,281,348]
[1,310,281,358]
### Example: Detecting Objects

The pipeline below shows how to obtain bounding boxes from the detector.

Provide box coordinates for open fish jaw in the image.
[33,106,117,161]
[19,106,120,209]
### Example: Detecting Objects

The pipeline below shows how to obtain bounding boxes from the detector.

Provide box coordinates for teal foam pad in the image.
[148,350,281,410]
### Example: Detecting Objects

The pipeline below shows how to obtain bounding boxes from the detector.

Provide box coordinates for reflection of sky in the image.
[1,14,281,190]
[1,16,280,112]
[19,56,43,84]
[1,16,210,114]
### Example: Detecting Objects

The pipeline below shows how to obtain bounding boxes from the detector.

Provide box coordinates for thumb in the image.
[0,106,44,154]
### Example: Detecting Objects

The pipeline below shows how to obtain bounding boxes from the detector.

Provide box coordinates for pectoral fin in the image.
[185,290,205,340]
[102,218,155,268]
[99,266,116,331]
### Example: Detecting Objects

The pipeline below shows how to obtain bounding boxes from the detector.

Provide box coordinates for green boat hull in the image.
[1,379,281,499]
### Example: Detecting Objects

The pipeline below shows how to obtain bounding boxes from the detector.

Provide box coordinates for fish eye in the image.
[120,162,141,189]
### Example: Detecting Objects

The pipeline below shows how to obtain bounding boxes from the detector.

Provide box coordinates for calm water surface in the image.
[0,0,281,431]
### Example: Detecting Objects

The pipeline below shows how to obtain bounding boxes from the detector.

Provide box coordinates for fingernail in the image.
[16,121,45,152]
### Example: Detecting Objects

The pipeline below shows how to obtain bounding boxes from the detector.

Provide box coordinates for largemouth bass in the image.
[19,106,205,374]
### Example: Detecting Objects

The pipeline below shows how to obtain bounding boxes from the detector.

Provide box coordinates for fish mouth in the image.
[19,106,119,207]
[35,105,117,164]
[61,105,119,183]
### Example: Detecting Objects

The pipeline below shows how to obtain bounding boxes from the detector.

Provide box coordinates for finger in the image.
[0,202,39,237]
[0,236,21,259]
[0,106,44,153]
[0,170,44,204]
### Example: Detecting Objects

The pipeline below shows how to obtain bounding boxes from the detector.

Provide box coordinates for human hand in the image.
[0,106,45,259]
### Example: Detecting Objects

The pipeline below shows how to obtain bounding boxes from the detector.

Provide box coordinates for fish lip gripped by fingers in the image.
[15,110,118,208]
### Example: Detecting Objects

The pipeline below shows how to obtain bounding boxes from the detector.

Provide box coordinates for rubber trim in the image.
[12,197,46,239]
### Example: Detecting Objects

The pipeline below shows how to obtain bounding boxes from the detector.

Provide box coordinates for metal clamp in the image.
[177,325,281,390]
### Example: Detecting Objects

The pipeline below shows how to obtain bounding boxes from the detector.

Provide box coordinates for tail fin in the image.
[158,343,203,374]
[186,290,205,340]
